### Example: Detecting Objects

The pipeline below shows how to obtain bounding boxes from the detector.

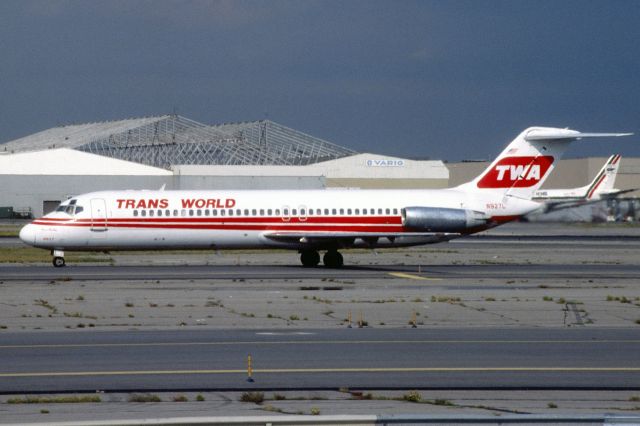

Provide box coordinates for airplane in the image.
[19,127,631,268]
[532,154,636,212]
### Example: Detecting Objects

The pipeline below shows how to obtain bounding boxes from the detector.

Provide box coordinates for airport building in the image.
[0,114,638,220]
[0,115,448,217]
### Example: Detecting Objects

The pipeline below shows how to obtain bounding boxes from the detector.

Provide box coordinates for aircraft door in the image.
[90,198,108,232]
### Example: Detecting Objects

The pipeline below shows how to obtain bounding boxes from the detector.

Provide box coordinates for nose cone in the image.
[19,224,36,246]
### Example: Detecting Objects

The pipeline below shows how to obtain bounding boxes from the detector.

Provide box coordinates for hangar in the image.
[0,115,448,217]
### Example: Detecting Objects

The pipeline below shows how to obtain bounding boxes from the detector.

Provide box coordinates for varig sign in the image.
[366,158,405,167]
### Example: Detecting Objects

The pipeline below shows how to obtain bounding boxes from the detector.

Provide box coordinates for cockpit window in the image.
[55,201,83,216]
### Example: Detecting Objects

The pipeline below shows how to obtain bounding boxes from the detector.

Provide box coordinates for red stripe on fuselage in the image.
[31,216,405,233]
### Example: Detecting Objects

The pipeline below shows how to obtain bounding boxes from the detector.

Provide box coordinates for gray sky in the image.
[0,0,638,161]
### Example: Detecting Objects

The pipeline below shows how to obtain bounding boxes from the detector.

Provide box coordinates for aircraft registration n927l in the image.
[19,127,631,268]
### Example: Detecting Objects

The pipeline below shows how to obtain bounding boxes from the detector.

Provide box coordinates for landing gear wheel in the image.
[323,250,344,268]
[53,257,66,268]
[300,250,320,267]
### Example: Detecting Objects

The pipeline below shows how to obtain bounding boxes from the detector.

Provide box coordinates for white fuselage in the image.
[19,188,540,252]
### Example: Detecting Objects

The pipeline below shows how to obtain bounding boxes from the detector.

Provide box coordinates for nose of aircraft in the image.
[19,224,36,246]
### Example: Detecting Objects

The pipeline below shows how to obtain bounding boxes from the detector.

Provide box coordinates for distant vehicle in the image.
[19,127,630,268]
[532,154,636,212]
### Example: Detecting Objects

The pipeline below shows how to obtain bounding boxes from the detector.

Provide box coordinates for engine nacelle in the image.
[401,206,488,233]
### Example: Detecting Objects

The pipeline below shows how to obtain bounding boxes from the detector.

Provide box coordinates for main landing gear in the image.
[52,250,65,268]
[299,249,344,268]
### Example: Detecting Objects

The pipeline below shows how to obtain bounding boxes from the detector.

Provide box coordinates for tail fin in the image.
[585,154,621,199]
[457,127,631,200]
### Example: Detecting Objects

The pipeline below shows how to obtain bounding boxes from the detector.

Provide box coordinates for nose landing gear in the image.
[51,250,66,268]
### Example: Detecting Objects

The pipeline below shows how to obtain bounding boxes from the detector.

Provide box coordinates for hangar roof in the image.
[0,115,356,169]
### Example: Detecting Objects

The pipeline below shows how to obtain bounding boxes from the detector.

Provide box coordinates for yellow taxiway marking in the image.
[2,367,640,378]
[2,339,640,350]
[388,272,441,281]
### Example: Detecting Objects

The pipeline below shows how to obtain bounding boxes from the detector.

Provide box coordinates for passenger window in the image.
[244,209,249,216]
[252,209,257,216]
[189,210,194,216]
[339,208,344,215]
[393,208,398,215]
[173,209,178,216]
[236,209,241,216]
[332,208,337,215]
[205,209,209,216]
[260,209,264,216]
[158,210,162,217]
[141,210,147,217]
[197,210,202,216]
[283,209,289,216]
[181,209,186,217]
[133,210,138,217]
[362,209,367,215]
[316,209,321,215]
[300,208,306,215]
[276,209,281,215]
[149,210,154,217]
[165,209,170,216]
[228,209,233,216]
[355,209,360,215]
[292,209,297,216]
[347,208,352,215]
[324,209,329,215]
[378,208,382,214]
[268,209,273,215]
[385,208,390,214]
[220,209,225,216]
[212,209,217,216]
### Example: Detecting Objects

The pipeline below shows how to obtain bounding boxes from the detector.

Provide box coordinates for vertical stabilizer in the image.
[457,128,631,201]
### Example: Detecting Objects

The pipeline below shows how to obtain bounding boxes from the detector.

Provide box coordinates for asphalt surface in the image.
[1,262,639,281]
[1,328,639,393]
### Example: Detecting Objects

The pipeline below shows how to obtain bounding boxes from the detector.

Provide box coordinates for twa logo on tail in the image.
[477,156,554,188]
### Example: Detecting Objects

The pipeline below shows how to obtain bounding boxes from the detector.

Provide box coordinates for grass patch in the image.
[0,247,111,263]
[128,394,161,403]
[172,395,188,402]
[8,395,101,404]
[431,296,461,303]
[240,391,264,404]
[0,225,21,237]
[403,390,422,403]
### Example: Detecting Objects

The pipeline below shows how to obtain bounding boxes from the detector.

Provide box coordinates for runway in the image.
[1,328,639,393]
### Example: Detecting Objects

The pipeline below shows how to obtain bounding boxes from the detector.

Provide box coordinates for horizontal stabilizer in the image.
[525,129,632,141]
